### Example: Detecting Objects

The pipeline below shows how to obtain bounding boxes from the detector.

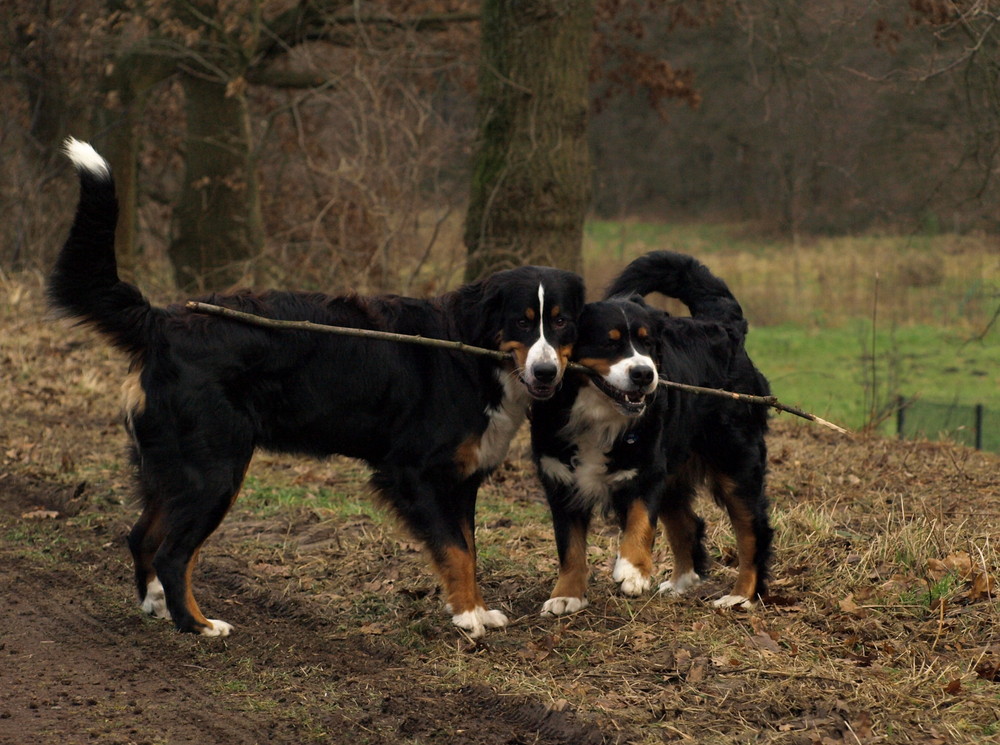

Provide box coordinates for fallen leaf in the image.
[750,631,782,655]
[838,593,868,617]
[687,657,708,683]
[21,509,59,520]
[944,678,962,695]
[848,710,874,739]
[968,572,995,601]
[928,551,974,581]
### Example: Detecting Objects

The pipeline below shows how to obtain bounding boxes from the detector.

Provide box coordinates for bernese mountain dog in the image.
[51,139,584,638]
[530,251,771,616]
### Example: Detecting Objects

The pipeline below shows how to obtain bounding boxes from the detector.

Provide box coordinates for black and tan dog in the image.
[531,251,771,615]
[51,139,584,638]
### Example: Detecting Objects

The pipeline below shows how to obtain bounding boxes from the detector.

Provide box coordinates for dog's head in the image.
[467,266,585,400]
[572,296,660,416]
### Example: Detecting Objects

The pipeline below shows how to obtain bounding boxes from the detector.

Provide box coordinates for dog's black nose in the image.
[630,365,654,387]
[533,362,558,384]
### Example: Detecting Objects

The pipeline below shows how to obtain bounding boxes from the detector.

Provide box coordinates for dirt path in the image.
[5,279,1000,744]
[0,474,611,745]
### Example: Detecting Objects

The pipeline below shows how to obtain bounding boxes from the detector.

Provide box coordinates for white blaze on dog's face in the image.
[494,272,583,400]
[573,300,659,416]
[522,284,561,392]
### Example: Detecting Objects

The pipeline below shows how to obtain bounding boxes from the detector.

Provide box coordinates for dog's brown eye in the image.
[552,317,567,329]
[516,318,531,329]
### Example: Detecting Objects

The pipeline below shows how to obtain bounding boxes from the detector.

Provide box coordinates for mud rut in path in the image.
[0,474,613,745]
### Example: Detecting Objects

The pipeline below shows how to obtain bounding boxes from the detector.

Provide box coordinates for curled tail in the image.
[605,250,746,330]
[48,138,153,357]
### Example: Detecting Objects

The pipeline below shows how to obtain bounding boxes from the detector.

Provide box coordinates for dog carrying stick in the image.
[186,301,848,434]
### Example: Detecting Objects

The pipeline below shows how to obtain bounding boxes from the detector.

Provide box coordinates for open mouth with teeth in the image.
[520,377,557,400]
[527,383,556,399]
[590,376,648,415]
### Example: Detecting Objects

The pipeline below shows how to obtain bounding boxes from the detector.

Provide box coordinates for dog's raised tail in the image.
[604,250,746,329]
[49,138,152,357]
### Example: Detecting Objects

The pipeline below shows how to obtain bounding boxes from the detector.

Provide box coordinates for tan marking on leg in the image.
[140,517,165,581]
[713,475,758,600]
[434,545,484,616]
[454,435,482,478]
[660,506,698,580]
[121,370,146,424]
[182,548,213,631]
[550,522,589,601]
[619,500,655,576]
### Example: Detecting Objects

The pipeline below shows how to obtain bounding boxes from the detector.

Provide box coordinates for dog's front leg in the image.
[613,498,657,596]
[541,504,591,617]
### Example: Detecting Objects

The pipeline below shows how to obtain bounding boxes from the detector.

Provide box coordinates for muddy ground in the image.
[2,279,999,744]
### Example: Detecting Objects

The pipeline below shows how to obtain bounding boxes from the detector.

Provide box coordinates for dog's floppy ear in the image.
[564,273,586,321]
[455,275,506,348]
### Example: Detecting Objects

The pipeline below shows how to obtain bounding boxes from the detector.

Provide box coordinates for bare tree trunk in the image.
[95,56,172,277]
[464,0,594,281]
[169,73,263,291]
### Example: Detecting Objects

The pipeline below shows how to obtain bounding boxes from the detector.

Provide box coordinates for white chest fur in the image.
[476,371,532,472]
[539,385,638,508]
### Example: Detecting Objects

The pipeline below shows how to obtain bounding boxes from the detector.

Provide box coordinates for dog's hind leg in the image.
[127,493,170,620]
[657,484,707,597]
[146,448,252,637]
[709,469,771,609]
[153,494,239,637]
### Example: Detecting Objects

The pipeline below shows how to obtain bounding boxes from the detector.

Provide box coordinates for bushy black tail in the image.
[48,138,153,357]
[605,250,746,330]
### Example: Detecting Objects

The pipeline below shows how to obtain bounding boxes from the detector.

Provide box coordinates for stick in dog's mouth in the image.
[589,375,648,415]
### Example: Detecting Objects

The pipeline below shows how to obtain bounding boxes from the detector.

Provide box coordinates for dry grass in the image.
[4,273,1000,744]
[584,224,1000,331]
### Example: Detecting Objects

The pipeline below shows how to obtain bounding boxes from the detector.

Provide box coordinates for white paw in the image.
[612,556,651,596]
[199,619,233,637]
[140,578,171,619]
[713,594,753,609]
[540,596,589,617]
[451,606,509,638]
[658,570,702,596]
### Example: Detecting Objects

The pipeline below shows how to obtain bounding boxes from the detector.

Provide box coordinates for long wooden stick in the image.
[185,301,511,362]
[186,300,848,433]
[654,378,848,434]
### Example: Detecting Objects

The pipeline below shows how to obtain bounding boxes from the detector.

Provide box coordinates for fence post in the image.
[896,396,906,441]
[974,404,984,451]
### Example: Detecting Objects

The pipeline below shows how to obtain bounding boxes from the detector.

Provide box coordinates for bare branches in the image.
[186,300,849,433]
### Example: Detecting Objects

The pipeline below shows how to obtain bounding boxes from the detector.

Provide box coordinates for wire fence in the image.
[896,397,999,452]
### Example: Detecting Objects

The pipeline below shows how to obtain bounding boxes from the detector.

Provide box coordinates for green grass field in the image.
[747,323,1000,438]
[583,220,1000,446]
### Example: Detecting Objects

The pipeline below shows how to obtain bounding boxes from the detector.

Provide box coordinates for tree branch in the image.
[186,301,849,433]
[184,301,509,362]
[654,378,848,434]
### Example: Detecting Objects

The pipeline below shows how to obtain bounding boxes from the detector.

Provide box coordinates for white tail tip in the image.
[63,137,111,180]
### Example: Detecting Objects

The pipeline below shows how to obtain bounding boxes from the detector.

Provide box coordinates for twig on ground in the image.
[186,301,849,434]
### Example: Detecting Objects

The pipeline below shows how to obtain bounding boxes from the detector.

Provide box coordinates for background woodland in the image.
[4,0,1000,294]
